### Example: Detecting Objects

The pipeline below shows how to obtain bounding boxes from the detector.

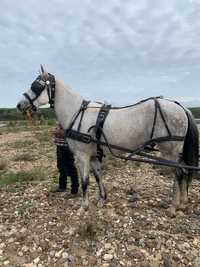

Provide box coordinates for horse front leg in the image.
[91,159,107,206]
[77,154,91,210]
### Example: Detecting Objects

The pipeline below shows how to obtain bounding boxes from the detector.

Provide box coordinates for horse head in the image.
[17,65,56,113]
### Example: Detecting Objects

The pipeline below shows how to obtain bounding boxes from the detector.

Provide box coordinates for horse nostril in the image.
[17,103,21,111]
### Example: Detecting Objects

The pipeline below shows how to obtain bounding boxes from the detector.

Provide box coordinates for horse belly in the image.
[102,111,152,151]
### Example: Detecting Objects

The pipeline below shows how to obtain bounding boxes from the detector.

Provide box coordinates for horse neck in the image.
[54,80,84,129]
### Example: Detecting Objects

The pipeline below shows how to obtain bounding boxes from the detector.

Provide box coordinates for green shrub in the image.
[0,168,46,187]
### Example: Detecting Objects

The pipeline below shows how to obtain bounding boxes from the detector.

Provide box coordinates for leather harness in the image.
[65,97,185,163]
[94,104,111,161]
[22,72,200,171]
[26,74,200,170]
[65,101,111,162]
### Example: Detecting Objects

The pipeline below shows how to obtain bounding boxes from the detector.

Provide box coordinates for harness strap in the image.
[77,100,90,131]
[150,98,172,139]
[150,98,158,139]
[156,99,172,136]
[23,93,37,111]
[64,128,200,170]
[95,104,111,162]
[47,83,55,108]
[66,100,90,135]
[66,129,184,154]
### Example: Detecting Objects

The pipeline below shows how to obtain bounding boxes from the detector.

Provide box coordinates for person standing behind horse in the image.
[51,124,79,195]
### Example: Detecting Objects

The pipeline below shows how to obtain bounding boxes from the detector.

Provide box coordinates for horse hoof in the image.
[179,204,186,211]
[82,201,89,211]
[167,206,177,218]
[97,198,106,208]
[77,206,87,216]
[176,210,185,217]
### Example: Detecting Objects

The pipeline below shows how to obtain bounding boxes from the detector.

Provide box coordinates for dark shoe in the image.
[71,187,79,195]
[50,187,66,193]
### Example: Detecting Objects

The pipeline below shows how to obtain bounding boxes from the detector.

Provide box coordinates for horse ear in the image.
[40,64,44,73]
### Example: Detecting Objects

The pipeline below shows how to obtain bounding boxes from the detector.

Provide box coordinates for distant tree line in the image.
[189,107,200,119]
[0,108,55,121]
[0,107,200,121]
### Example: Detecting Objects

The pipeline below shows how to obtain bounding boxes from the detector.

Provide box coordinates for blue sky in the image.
[1,0,200,107]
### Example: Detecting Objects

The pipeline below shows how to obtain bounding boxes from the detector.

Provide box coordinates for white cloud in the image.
[1,0,200,106]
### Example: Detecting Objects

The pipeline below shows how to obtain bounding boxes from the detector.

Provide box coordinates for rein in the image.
[65,128,200,171]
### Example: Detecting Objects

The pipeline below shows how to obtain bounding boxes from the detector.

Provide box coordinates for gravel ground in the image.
[0,127,200,267]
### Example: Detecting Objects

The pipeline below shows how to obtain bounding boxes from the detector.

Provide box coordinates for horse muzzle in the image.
[16,100,37,114]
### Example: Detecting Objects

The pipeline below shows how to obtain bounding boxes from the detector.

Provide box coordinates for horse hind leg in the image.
[91,159,107,206]
[171,155,190,213]
[174,165,189,211]
[179,172,189,210]
[157,142,183,216]
[179,162,193,210]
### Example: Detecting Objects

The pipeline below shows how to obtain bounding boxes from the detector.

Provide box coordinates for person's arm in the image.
[52,126,67,146]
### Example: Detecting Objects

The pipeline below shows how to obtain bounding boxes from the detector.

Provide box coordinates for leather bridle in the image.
[23,73,56,111]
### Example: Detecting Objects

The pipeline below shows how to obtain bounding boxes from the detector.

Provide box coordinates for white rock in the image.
[23,264,36,267]
[105,243,112,250]
[49,250,55,257]
[8,237,15,243]
[22,245,29,252]
[62,252,69,259]
[20,227,27,233]
[97,249,103,257]
[101,263,110,267]
[0,249,3,255]
[55,249,64,258]
[3,261,10,266]
[103,254,113,261]
[0,243,5,249]
[33,257,40,264]
[18,251,23,257]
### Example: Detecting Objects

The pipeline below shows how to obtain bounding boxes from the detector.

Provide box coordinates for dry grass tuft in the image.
[13,153,36,162]
[0,160,7,171]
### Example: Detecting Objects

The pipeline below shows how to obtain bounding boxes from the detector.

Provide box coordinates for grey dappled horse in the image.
[17,66,199,215]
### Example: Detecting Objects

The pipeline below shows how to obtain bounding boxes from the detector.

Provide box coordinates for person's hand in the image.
[54,126,65,138]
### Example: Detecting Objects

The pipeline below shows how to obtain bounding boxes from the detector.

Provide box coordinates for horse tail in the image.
[182,109,199,183]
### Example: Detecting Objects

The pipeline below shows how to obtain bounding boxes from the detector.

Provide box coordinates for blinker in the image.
[31,80,45,96]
